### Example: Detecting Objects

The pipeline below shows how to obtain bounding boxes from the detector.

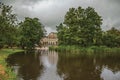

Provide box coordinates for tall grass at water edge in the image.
[49,45,120,57]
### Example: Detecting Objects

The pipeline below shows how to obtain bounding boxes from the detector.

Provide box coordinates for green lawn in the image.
[0,48,24,80]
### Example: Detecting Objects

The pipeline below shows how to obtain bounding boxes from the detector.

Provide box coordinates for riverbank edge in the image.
[0,48,24,80]
[49,45,120,57]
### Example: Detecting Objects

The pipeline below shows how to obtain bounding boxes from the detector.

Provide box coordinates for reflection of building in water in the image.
[40,32,58,46]
[38,51,63,80]
[40,51,58,67]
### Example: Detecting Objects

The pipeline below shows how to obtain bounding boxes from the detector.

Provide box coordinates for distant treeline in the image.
[56,7,120,47]
[0,3,46,50]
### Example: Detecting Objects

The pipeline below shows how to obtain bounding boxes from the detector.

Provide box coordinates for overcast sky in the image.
[1,0,120,34]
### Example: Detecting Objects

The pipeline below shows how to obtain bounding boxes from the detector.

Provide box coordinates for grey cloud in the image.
[109,0,120,4]
[0,0,120,33]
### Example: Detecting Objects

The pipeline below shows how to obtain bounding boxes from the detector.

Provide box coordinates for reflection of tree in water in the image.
[57,54,101,80]
[57,53,120,80]
[96,57,120,80]
[96,57,120,72]
[6,52,43,80]
[6,51,120,80]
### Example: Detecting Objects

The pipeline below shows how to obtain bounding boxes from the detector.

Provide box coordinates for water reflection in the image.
[37,51,63,80]
[6,51,120,80]
[57,55,101,80]
[101,67,120,80]
[57,53,120,80]
[6,52,42,80]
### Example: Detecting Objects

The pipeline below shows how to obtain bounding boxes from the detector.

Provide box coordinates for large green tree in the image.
[57,6,103,46]
[0,3,17,48]
[19,17,45,50]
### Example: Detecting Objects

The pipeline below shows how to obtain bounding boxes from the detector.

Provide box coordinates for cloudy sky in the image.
[1,0,120,34]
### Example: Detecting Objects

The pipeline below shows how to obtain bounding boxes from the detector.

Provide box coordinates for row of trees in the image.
[57,6,120,47]
[0,3,46,50]
[1,3,119,49]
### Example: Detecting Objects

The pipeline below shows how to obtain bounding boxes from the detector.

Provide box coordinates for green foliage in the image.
[0,3,46,49]
[19,17,45,50]
[0,3,17,48]
[57,6,103,47]
[57,6,120,48]
[102,27,120,47]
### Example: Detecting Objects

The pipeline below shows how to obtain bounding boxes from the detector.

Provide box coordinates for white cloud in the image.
[1,0,120,34]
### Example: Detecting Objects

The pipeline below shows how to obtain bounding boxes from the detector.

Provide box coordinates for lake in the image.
[6,50,120,80]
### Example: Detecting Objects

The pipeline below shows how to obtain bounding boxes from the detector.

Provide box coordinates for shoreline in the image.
[0,48,24,80]
[49,45,120,57]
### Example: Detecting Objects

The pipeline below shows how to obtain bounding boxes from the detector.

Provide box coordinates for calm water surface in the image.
[6,50,120,80]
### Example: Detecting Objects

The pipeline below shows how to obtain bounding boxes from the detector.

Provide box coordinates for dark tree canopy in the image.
[19,17,46,50]
[102,27,120,47]
[0,3,46,50]
[57,6,103,47]
[0,3,17,48]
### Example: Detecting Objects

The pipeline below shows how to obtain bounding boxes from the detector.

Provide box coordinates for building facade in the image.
[40,32,58,46]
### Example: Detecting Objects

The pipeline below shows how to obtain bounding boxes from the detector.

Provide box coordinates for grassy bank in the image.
[49,45,120,57]
[0,48,24,80]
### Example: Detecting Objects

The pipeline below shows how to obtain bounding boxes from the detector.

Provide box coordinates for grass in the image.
[49,45,120,57]
[0,48,24,80]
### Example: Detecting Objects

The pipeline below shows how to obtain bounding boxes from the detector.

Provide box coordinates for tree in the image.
[19,17,45,50]
[0,3,17,48]
[57,6,103,47]
[102,27,120,47]
[56,23,71,45]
